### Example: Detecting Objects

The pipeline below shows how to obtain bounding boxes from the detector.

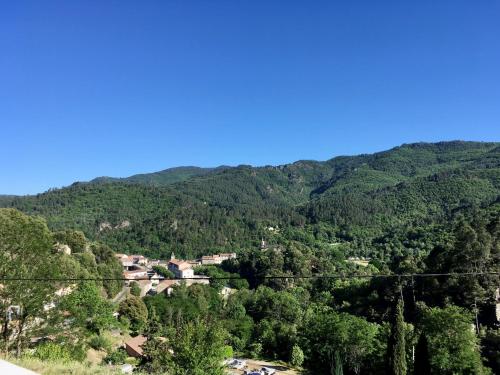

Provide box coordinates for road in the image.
[111,286,129,304]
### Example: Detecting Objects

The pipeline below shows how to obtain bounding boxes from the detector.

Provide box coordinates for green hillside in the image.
[90,166,224,185]
[2,141,498,259]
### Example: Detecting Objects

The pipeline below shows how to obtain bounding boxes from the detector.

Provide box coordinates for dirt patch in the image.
[227,358,300,375]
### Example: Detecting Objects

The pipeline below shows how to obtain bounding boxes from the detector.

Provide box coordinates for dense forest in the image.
[2,141,499,261]
[0,141,499,374]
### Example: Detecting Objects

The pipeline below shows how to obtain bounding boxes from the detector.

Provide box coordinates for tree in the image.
[144,306,163,339]
[0,209,61,356]
[141,318,228,375]
[414,333,431,375]
[387,298,407,375]
[420,305,490,374]
[53,229,87,253]
[61,281,115,333]
[301,305,380,374]
[152,265,175,279]
[119,295,148,334]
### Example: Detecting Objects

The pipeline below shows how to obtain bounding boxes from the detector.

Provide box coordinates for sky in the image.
[1,1,499,195]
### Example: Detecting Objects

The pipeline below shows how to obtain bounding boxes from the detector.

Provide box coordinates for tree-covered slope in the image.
[90,166,225,186]
[2,141,498,259]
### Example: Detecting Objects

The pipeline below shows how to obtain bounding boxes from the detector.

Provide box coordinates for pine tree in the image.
[388,298,407,375]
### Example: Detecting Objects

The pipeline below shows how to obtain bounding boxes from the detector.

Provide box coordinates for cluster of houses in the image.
[115,251,237,298]
[118,251,237,360]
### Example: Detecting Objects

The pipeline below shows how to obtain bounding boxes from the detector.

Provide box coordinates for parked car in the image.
[261,367,276,375]
[228,359,247,369]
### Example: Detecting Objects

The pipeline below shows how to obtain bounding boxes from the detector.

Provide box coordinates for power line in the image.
[0,271,498,282]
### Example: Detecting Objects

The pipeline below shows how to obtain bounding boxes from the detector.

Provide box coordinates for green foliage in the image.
[90,242,124,298]
[0,208,62,354]
[88,335,112,352]
[103,348,128,365]
[300,305,381,374]
[141,319,228,375]
[5,142,497,260]
[61,281,116,333]
[32,342,86,363]
[387,299,407,375]
[130,282,141,297]
[33,342,72,363]
[152,265,175,279]
[1,142,499,373]
[419,305,489,374]
[53,229,87,253]
[118,295,148,334]
[290,344,304,367]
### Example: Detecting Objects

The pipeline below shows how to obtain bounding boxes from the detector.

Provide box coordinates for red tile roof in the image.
[125,335,147,357]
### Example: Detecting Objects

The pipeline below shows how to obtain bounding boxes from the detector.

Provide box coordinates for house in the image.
[137,280,153,297]
[123,268,148,283]
[115,254,148,270]
[150,273,162,286]
[188,259,201,267]
[156,280,179,296]
[168,259,194,279]
[219,252,237,261]
[200,253,237,265]
[185,276,210,287]
[125,335,147,358]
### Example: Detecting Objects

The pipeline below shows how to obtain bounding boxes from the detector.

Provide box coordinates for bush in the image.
[103,348,128,365]
[33,342,72,363]
[89,335,112,351]
[222,345,233,359]
[249,342,262,358]
[290,344,304,367]
[130,281,141,297]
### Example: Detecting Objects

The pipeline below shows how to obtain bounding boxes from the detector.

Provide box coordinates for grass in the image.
[3,356,126,375]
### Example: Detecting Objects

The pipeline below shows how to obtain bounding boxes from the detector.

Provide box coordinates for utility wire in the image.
[0,271,498,282]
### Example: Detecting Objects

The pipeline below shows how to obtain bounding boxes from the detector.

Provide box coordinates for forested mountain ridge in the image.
[90,166,228,186]
[2,141,499,259]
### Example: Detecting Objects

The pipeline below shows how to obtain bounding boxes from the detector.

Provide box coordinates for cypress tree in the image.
[388,298,407,375]
[414,333,431,375]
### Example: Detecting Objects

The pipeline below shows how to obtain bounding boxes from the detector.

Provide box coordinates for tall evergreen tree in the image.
[387,298,407,375]
[414,333,431,375]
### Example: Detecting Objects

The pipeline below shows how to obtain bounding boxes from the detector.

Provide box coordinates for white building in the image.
[168,260,194,279]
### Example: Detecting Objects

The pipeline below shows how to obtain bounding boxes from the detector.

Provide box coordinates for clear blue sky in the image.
[1,1,499,195]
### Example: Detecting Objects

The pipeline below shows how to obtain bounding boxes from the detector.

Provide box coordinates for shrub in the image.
[290,344,304,367]
[130,281,141,297]
[89,335,112,351]
[103,348,128,365]
[33,342,72,363]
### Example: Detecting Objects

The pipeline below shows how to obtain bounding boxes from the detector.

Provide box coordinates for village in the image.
[115,251,237,298]
[111,251,299,375]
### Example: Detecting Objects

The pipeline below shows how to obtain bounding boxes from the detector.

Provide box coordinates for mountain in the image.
[90,166,228,186]
[2,141,499,259]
